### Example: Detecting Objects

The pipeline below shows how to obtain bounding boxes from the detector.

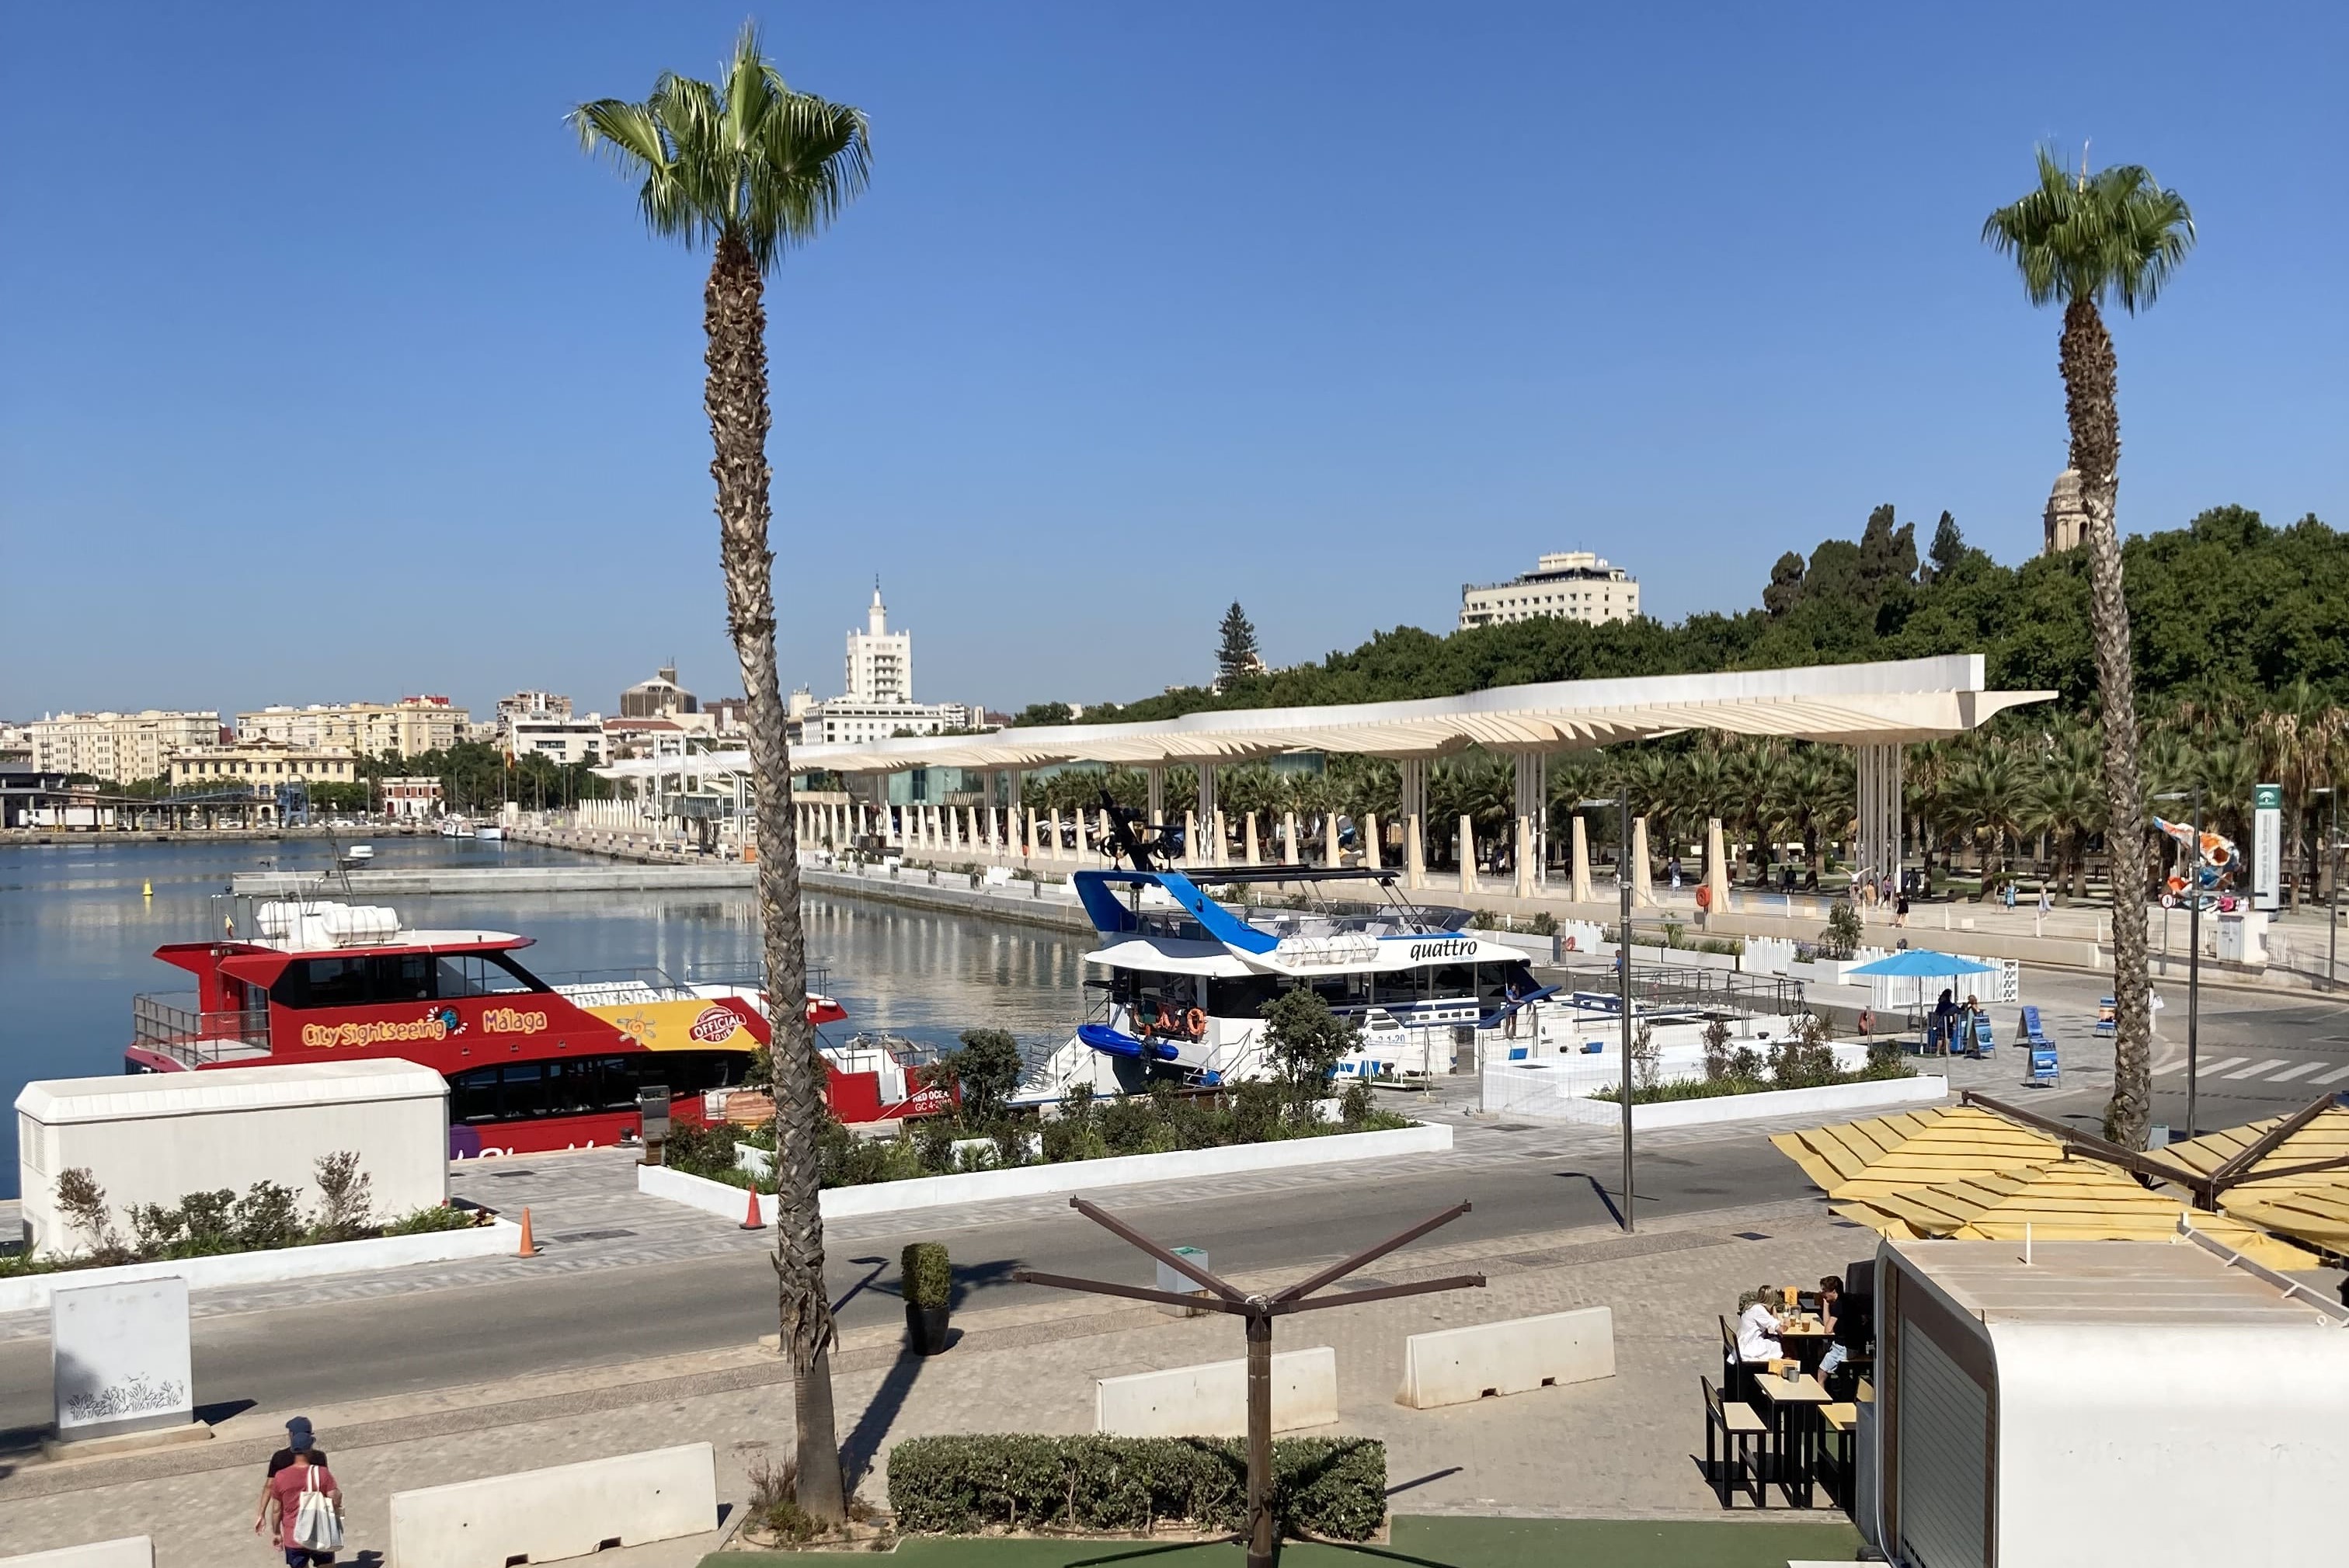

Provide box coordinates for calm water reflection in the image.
[0,835,1084,1195]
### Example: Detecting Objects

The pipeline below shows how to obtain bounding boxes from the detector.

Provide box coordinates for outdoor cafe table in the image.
[1777,1316,1832,1375]
[1749,1369,1833,1507]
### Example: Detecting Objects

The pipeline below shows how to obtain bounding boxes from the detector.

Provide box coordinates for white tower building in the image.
[845,582,912,704]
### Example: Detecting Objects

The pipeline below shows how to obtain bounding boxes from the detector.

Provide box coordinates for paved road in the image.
[2011,966,2349,1134]
[5,975,2340,1448]
[0,1130,1811,1441]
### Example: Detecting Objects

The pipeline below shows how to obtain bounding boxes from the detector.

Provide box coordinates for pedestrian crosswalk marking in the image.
[2314,1063,2349,1086]
[2264,1062,2321,1084]
[2222,1059,2291,1080]
[2194,1057,2248,1077]
[2152,1061,2188,1077]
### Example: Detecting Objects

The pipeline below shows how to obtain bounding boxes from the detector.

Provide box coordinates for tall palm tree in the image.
[2029,725,2104,900]
[1985,148,2193,1149]
[572,27,870,1521]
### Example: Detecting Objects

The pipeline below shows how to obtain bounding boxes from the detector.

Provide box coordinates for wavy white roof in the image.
[596,653,2049,781]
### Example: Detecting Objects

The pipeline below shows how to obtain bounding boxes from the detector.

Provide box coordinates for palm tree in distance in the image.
[571,27,871,1521]
[1984,148,2193,1149]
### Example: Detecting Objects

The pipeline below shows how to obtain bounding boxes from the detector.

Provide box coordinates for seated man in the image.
[1736,1285,1784,1365]
[1816,1275,1852,1379]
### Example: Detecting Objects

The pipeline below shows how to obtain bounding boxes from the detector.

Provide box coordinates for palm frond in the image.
[572,29,870,268]
[1982,144,2194,313]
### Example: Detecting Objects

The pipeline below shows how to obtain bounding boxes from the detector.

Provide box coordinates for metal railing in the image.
[131,993,270,1064]
[1543,960,1808,1020]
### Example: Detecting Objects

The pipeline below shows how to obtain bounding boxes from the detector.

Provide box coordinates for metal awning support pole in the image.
[1014,1198,1482,1568]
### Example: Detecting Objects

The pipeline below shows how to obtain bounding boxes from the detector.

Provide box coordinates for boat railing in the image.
[132,992,270,1064]
[545,967,698,1005]
[678,959,833,996]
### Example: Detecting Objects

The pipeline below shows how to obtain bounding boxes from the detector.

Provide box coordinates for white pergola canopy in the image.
[593,654,2047,783]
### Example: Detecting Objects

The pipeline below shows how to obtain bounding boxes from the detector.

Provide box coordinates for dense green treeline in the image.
[1053,504,2346,725]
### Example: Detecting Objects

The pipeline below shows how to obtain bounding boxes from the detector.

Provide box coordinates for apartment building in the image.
[1458,551,1640,629]
[31,710,222,784]
[237,696,470,758]
[166,739,357,791]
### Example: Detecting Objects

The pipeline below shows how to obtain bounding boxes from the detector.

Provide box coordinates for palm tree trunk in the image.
[705,230,846,1521]
[2062,296,2152,1149]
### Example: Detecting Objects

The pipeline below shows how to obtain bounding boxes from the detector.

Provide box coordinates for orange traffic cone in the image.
[516,1206,539,1258]
[739,1183,767,1231]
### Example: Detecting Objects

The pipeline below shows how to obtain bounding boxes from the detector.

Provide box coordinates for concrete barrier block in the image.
[0,1541,151,1568]
[1398,1306,1613,1409]
[388,1442,717,1567]
[1097,1347,1337,1438]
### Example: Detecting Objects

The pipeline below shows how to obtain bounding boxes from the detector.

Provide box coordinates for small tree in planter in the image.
[1260,986,1360,1118]
[1819,899,1865,961]
[902,1242,952,1356]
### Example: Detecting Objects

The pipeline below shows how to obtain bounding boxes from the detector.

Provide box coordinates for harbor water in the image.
[0,835,1086,1198]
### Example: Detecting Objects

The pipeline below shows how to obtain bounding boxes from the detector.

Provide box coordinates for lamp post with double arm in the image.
[2154,788,2205,1136]
[1578,794,1634,1231]
[2313,786,2338,992]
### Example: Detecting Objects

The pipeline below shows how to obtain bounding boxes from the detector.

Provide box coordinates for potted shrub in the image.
[902,1241,952,1356]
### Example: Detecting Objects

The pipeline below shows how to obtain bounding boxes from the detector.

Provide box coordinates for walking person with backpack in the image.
[256,1443,344,1565]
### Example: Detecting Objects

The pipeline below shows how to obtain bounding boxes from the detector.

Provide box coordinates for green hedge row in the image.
[886,1434,1385,1540]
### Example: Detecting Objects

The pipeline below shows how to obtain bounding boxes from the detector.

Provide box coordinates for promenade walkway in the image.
[0,1191,1884,1564]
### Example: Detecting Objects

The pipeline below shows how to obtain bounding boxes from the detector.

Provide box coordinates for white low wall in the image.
[388,1442,717,1566]
[1399,1306,1614,1409]
[16,1060,450,1255]
[1097,1347,1337,1438]
[1506,1073,1947,1131]
[642,1122,1452,1225]
[0,1539,151,1568]
[1481,1043,1864,1114]
[0,1218,518,1316]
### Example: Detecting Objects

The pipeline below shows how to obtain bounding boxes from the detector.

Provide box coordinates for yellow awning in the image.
[2145,1105,2349,1186]
[2138,1106,2349,1257]
[1829,1158,2319,1271]
[1770,1104,2062,1201]
[2217,1179,2349,1253]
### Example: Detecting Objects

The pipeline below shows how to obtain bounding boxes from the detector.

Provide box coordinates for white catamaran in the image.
[1014,857,1602,1102]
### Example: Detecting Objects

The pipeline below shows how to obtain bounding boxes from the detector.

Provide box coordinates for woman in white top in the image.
[1736,1288,1784,1363]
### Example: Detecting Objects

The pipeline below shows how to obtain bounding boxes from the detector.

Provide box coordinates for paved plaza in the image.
[0,1190,1870,1565]
[2,967,2340,1564]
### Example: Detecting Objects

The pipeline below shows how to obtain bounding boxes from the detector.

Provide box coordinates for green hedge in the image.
[886,1434,1385,1540]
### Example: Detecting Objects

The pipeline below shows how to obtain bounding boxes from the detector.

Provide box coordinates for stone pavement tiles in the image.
[0,1202,1865,1565]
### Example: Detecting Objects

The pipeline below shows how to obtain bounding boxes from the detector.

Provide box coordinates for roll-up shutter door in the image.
[1897,1326,1988,1568]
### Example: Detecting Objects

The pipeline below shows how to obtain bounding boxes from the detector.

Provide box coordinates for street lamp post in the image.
[1580,794,1635,1231]
[2155,788,2205,1137]
[2316,787,2339,992]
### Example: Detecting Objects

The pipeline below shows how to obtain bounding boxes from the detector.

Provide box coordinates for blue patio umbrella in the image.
[1847,950,1999,978]
[1850,949,2001,1054]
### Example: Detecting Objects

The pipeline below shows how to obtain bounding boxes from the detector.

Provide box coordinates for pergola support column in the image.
[1512,753,1544,899]
[1195,766,1217,855]
[1855,742,1905,897]
[1399,759,1428,891]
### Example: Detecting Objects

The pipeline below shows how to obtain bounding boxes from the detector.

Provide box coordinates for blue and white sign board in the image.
[2254,783,2282,912]
[2027,1045,2060,1088]
[51,1277,193,1442]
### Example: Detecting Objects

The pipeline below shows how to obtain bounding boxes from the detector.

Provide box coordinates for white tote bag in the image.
[291,1465,343,1553]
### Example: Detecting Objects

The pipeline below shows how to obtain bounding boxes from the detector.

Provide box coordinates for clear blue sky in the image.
[4,2,2343,723]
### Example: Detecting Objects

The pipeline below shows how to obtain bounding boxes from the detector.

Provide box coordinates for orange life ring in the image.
[1694,885,1714,912]
[1184,1007,1207,1040]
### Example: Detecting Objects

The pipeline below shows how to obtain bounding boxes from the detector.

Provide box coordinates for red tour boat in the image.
[126,898,947,1156]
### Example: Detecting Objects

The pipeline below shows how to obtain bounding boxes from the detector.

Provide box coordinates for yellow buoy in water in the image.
[142,880,153,899]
